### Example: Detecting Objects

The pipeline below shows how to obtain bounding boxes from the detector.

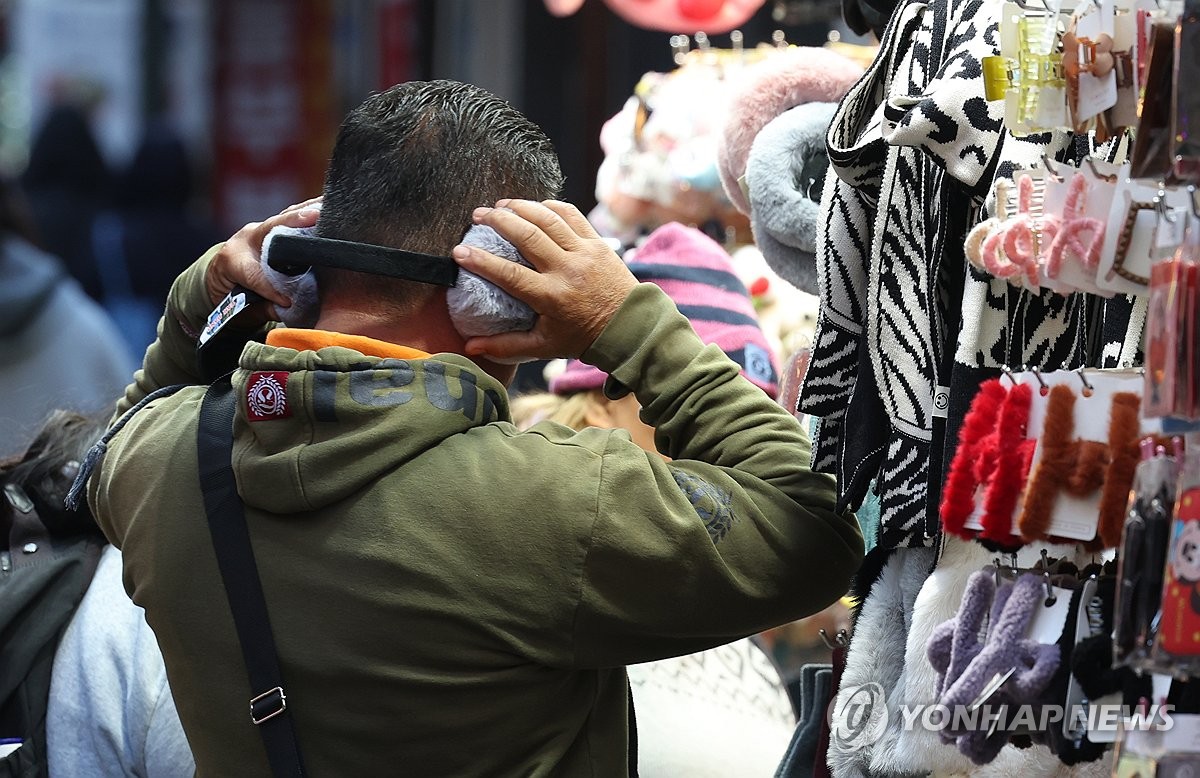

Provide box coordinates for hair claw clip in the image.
[1047,173,1105,277]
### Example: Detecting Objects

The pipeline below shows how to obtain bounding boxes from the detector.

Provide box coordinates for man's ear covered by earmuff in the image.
[197,209,541,376]
[258,220,538,339]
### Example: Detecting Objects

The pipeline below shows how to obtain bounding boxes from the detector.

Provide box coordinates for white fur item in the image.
[827,547,934,777]
[258,223,535,338]
[746,102,836,296]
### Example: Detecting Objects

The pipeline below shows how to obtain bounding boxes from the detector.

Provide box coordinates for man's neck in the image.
[314,305,466,356]
[312,293,516,386]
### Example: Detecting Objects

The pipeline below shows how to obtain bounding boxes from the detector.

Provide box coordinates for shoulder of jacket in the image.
[487,419,624,460]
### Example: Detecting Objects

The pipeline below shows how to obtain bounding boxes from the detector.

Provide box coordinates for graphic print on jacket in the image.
[671,468,736,543]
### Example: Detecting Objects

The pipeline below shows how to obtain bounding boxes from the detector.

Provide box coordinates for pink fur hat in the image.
[718,47,863,215]
[543,0,766,33]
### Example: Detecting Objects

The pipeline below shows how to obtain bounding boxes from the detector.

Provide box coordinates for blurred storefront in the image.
[5,0,426,231]
[1,0,842,232]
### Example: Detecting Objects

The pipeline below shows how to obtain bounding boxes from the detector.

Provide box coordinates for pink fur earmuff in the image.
[718,47,863,214]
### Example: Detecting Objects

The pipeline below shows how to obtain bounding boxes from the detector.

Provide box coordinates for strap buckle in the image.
[250,686,288,725]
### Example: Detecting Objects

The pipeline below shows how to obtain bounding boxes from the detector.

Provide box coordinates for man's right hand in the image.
[205,197,322,314]
[453,200,638,361]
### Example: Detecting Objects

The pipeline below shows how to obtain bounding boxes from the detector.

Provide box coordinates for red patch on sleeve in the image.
[246,371,291,421]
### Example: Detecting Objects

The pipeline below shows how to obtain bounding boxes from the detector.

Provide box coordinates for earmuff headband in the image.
[267,234,461,288]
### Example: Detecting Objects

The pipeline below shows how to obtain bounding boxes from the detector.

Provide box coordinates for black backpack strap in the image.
[198,374,306,777]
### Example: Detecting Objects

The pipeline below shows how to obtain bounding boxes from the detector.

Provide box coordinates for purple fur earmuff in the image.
[927,572,1062,764]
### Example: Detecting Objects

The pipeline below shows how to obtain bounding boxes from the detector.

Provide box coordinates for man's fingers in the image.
[541,200,601,240]
[463,330,550,362]
[493,199,582,249]
[453,244,549,307]
[252,206,321,244]
[268,205,321,231]
[473,207,565,271]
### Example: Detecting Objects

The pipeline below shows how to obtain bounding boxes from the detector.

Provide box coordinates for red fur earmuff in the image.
[979,382,1034,545]
[1097,392,1143,549]
[1019,385,1077,542]
[940,379,1008,539]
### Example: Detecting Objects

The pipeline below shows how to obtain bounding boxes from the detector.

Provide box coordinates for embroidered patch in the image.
[246,371,291,421]
[671,468,736,543]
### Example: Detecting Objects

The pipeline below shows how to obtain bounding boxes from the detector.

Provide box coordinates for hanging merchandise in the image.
[1144,206,1200,421]
[717,45,863,219]
[982,0,1141,141]
[1113,440,1182,667]
[965,161,1200,302]
[1129,19,1178,181]
[718,45,864,294]
[592,49,745,246]
[825,547,937,775]
[1115,723,1200,776]
[1095,177,1191,296]
[940,368,1148,549]
[799,0,1200,769]
[925,569,1068,765]
[743,102,838,296]
[777,643,844,778]
[1128,0,1200,184]
[594,36,864,249]
[987,0,1069,137]
[1156,446,1200,664]
[592,34,786,246]
[1172,3,1200,182]
[1108,445,1200,776]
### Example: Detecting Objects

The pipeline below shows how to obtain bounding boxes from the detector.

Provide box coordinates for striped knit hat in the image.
[550,222,779,397]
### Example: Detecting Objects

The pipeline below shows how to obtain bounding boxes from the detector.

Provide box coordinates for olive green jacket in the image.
[89,246,862,777]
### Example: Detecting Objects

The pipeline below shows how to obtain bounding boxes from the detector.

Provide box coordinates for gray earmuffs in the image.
[745,102,838,297]
[259,223,537,339]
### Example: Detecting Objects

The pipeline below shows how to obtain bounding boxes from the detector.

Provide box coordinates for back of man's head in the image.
[316,80,563,311]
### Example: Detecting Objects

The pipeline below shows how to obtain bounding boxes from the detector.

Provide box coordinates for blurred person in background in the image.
[511,221,797,777]
[0,410,192,777]
[104,122,222,356]
[19,103,112,302]
[0,177,133,458]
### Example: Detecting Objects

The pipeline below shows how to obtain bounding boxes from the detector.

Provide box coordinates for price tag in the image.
[199,287,263,346]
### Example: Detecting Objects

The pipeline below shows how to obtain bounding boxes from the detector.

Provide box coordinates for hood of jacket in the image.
[0,237,64,336]
[230,338,512,515]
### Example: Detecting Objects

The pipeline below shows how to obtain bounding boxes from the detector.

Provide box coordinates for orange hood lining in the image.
[266,329,431,361]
